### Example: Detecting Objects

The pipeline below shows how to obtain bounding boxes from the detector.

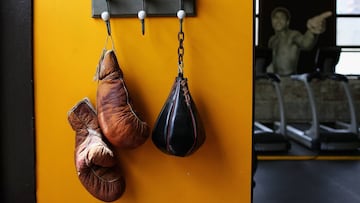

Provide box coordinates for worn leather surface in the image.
[67,98,125,202]
[152,75,206,157]
[96,50,150,149]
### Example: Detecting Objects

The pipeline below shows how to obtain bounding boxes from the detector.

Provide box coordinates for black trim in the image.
[338,46,360,49]
[0,0,36,202]
[252,1,257,203]
[336,14,360,17]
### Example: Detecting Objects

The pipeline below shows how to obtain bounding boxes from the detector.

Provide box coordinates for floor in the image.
[256,139,360,158]
[253,160,360,203]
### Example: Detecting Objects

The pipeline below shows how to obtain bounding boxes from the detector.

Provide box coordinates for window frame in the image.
[336,14,360,48]
[335,1,360,75]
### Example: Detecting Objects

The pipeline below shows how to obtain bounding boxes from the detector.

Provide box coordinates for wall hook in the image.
[101,0,112,36]
[101,11,111,36]
[137,0,146,35]
[177,9,185,33]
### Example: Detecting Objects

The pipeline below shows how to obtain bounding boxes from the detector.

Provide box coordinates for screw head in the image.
[177,10,186,19]
[138,10,146,20]
[101,11,110,21]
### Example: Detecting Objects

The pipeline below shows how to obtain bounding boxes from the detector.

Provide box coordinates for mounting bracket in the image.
[92,0,196,18]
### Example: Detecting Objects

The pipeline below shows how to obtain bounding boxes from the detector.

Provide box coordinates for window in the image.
[336,0,360,75]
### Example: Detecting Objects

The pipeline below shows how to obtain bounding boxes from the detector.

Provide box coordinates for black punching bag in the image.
[152,73,206,157]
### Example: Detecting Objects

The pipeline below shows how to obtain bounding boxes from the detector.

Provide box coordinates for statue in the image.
[267,7,332,75]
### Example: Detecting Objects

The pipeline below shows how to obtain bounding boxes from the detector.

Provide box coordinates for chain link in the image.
[177,27,185,74]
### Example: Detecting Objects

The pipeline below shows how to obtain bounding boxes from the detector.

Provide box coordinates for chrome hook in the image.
[177,9,185,32]
[177,0,185,32]
[100,0,115,52]
[101,0,112,36]
[137,0,146,35]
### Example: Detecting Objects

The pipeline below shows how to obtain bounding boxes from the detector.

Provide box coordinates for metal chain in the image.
[177,19,185,74]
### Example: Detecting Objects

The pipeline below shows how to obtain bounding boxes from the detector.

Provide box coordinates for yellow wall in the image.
[34,0,253,202]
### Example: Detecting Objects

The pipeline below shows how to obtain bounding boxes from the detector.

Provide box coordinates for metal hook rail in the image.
[92,0,196,18]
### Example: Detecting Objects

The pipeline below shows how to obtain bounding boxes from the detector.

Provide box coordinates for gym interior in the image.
[2,0,253,202]
[1,0,360,202]
[253,0,360,202]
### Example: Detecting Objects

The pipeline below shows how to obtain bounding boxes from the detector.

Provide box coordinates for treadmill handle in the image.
[328,73,348,82]
[291,72,320,82]
[255,73,281,83]
[290,73,310,82]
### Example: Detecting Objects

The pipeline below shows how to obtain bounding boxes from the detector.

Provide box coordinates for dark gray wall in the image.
[0,0,36,202]
[255,77,360,123]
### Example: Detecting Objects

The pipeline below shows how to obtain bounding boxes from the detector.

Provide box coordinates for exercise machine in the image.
[316,47,359,142]
[253,47,291,152]
[285,47,360,150]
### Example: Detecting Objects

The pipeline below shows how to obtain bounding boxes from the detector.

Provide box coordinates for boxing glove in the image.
[67,97,125,202]
[152,74,206,157]
[96,50,150,149]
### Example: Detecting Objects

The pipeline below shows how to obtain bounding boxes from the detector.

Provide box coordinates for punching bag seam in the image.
[166,82,181,153]
[181,79,197,156]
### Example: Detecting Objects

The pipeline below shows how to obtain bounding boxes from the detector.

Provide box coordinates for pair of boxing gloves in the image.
[67,50,205,201]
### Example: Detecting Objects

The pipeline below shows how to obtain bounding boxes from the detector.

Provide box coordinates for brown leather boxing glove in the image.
[67,97,125,202]
[95,50,150,149]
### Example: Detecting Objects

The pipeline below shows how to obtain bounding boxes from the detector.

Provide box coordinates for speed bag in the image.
[152,74,206,157]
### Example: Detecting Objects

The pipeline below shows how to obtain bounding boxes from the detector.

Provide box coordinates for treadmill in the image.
[253,47,291,152]
[285,47,360,151]
[314,47,359,142]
